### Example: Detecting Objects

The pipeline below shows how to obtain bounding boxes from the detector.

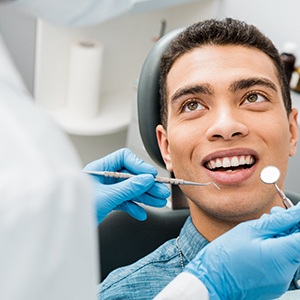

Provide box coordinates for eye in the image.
[182,99,205,112]
[242,92,268,105]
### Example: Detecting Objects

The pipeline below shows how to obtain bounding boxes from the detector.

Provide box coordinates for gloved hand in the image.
[83,148,170,224]
[185,204,300,300]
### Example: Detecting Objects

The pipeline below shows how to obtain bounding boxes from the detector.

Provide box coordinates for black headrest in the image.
[137,28,184,168]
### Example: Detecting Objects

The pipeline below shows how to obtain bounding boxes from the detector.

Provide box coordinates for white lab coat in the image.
[154,272,209,300]
[0,1,209,299]
[0,33,98,300]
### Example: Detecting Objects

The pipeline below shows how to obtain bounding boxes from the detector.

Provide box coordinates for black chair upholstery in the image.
[286,191,300,205]
[99,29,191,282]
[137,27,190,209]
[137,28,183,168]
[98,207,190,281]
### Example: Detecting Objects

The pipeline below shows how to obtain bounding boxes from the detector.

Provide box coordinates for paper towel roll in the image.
[66,39,103,119]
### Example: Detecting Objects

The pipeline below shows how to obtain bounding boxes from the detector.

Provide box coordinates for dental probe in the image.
[84,170,220,190]
[260,165,294,208]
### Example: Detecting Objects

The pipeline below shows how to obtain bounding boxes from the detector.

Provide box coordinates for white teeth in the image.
[206,155,255,170]
[239,156,246,165]
[245,156,250,164]
[246,156,255,165]
[223,157,231,168]
[231,156,239,167]
[216,159,222,168]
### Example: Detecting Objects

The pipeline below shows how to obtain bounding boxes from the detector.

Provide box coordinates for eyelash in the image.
[180,98,205,112]
[242,91,269,104]
[179,90,269,113]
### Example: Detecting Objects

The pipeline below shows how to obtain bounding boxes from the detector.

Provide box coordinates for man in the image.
[99,18,300,299]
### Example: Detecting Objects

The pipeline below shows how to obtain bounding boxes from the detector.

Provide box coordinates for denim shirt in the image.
[98,216,300,299]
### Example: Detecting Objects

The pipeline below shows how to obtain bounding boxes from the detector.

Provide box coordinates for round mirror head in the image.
[260,165,281,184]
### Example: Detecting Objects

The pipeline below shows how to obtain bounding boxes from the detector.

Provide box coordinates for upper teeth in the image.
[206,155,255,170]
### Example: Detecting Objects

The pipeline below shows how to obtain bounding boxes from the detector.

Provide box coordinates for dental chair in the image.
[98,29,189,282]
[98,28,300,282]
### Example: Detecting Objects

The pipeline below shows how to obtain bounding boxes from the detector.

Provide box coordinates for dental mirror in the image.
[260,165,294,208]
[260,165,281,184]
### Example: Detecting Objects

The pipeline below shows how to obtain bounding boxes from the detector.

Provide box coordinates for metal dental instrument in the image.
[84,170,220,190]
[260,165,294,208]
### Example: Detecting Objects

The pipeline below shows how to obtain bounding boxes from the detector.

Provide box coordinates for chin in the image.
[194,198,266,222]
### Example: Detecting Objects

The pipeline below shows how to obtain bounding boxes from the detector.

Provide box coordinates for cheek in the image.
[256,115,292,170]
[266,119,291,151]
[167,124,203,168]
[168,138,189,163]
[168,121,199,147]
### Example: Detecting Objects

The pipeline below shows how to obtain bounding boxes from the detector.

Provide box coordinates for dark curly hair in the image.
[159,18,291,127]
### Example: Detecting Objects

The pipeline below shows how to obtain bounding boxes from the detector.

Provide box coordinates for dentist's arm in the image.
[155,204,300,300]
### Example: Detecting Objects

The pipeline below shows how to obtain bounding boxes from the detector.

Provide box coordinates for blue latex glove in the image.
[185,204,300,300]
[83,148,170,224]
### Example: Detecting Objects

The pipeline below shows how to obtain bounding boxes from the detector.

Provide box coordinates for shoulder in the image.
[99,238,183,299]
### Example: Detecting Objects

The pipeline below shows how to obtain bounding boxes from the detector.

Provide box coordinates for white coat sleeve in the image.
[0,34,98,300]
[154,272,210,300]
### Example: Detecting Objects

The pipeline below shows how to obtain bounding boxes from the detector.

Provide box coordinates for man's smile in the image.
[201,148,259,184]
[205,155,256,172]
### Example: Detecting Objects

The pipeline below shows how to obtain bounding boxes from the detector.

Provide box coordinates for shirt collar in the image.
[178,217,300,291]
[178,216,209,263]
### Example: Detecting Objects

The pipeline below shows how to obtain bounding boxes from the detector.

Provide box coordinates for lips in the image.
[202,149,258,184]
[206,155,256,171]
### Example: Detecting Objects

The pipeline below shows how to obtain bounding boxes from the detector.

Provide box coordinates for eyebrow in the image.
[229,77,278,93]
[170,84,213,102]
[170,77,278,103]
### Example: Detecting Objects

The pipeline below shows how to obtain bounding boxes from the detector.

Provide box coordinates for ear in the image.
[288,108,298,157]
[156,125,173,172]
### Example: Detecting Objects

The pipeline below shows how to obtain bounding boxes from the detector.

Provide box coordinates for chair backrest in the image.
[286,191,300,205]
[98,28,191,282]
[137,27,190,209]
[137,27,184,168]
[98,207,190,281]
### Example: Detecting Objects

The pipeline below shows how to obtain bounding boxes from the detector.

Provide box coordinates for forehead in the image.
[166,45,280,97]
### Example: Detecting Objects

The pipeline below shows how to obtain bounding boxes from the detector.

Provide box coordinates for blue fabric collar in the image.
[177,216,209,263]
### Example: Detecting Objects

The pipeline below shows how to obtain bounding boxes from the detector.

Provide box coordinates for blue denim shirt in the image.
[99,217,207,299]
[99,216,300,299]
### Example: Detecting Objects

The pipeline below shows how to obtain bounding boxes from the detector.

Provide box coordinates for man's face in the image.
[157,45,298,227]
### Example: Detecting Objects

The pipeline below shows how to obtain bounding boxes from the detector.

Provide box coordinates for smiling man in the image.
[157,27,298,241]
[99,18,299,299]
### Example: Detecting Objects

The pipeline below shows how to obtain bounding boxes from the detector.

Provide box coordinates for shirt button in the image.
[297,279,300,288]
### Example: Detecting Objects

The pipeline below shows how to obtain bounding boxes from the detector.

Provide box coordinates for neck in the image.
[189,205,238,241]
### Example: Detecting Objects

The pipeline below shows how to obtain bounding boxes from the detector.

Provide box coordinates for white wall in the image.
[34,0,219,166]
[217,0,300,56]
[0,0,219,171]
[0,5,36,93]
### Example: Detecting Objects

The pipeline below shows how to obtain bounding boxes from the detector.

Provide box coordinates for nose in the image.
[206,107,249,141]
